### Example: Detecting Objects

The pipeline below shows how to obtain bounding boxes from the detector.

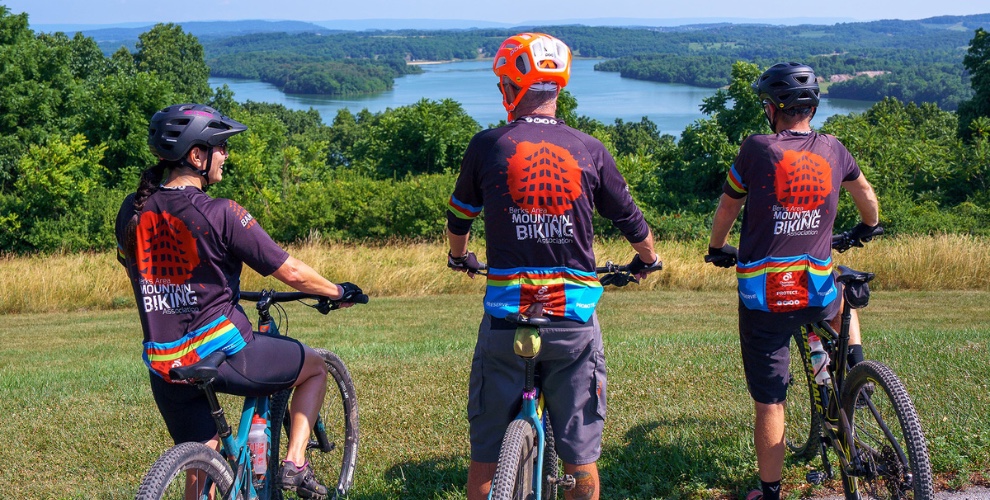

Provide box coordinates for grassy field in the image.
[1,289,987,499]
[1,235,989,315]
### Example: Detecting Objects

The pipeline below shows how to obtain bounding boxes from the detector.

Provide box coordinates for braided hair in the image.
[121,160,170,259]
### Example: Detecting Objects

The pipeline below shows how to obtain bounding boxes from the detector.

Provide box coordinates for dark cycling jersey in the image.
[447,115,649,322]
[115,186,288,381]
[722,130,861,313]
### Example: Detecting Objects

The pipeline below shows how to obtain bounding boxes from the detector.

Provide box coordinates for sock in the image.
[847,344,864,367]
[761,479,781,500]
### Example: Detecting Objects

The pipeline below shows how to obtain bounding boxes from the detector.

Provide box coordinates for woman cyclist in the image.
[115,103,362,499]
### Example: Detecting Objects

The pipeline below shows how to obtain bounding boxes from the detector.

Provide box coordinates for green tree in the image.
[958,28,990,140]
[700,61,767,144]
[9,134,111,251]
[135,23,211,103]
[350,99,480,178]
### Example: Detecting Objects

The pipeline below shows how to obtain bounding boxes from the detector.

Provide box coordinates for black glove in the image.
[706,244,738,268]
[447,251,485,275]
[834,223,882,253]
[848,222,881,243]
[336,282,365,303]
[626,254,662,277]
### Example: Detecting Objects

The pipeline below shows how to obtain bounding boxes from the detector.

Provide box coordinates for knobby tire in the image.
[840,360,933,500]
[135,441,234,500]
[271,348,359,499]
[543,415,559,499]
[490,419,538,500]
[785,330,823,458]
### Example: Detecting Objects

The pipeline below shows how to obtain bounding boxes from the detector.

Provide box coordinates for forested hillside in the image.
[1,5,989,255]
[189,15,990,108]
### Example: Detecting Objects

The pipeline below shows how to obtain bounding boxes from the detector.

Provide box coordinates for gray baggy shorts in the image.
[467,313,606,465]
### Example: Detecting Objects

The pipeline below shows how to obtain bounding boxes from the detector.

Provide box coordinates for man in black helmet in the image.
[705,63,880,500]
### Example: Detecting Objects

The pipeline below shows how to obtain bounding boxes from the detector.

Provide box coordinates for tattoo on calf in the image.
[571,471,597,500]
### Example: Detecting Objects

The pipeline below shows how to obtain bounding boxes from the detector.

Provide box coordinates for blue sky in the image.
[5,0,988,26]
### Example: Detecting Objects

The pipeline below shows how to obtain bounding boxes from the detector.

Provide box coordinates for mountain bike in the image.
[780,227,934,499]
[135,289,365,500]
[483,261,655,500]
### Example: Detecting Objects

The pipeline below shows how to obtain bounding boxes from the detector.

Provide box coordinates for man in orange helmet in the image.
[446,33,661,500]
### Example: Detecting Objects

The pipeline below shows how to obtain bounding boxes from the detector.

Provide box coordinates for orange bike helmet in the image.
[493,33,571,118]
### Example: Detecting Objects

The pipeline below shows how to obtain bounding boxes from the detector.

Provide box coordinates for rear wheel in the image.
[135,442,234,499]
[490,419,538,500]
[273,348,359,499]
[542,415,559,499]
[785,329,822,459]
[839,360,933,499]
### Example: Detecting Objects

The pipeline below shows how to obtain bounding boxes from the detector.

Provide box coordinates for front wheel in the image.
[839,360,934,499]
[273,348,359,499]
[490,419,538,500]
[135,441,234,500]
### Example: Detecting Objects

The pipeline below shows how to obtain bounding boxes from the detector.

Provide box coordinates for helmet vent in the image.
[515,56,530,75]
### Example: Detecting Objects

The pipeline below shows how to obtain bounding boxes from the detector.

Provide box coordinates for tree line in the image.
[195,16,989,107]
[1,6,989,254]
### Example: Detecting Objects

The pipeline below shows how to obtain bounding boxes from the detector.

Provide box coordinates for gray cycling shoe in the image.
[279,461,329,499]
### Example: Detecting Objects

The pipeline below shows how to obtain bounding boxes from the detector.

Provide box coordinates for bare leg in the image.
[754,401,785,483]
[284,347,328,465]
[467,461,497,500]
[565,462,599,500]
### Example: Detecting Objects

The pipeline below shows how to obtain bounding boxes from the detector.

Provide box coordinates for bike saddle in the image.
[835,265,875,285]
[168,351,228,383]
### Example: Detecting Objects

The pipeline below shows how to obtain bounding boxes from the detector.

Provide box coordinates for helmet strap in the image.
[763,105,778,132]
[177,146,213,189]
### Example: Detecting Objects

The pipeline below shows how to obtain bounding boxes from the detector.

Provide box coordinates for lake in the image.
[210,59,874,135]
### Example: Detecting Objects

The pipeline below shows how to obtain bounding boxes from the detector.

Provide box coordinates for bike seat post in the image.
[524,356,537,394]
[199,382,232,439]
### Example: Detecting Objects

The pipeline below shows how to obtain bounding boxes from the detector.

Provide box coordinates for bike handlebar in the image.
[239,289,369,315]
[831,224,884,253]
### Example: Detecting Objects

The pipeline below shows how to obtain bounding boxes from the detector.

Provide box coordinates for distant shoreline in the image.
[407,56,606,66]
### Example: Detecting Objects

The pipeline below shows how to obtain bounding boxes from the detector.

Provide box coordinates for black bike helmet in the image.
[753,62,821,110]
[148,103,247,162]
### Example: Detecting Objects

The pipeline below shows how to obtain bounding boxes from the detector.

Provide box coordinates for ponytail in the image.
[123,161,169,259]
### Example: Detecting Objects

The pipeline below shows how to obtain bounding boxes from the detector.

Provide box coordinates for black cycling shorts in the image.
[737,295,840,405]
[150,332,304,444]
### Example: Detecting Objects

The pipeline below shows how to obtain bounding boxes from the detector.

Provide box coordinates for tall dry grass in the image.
[2,235,988,314]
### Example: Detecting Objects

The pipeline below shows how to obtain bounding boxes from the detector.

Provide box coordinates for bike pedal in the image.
[806,470,827,485]
[550,474,576,490]
[306,440,336,452]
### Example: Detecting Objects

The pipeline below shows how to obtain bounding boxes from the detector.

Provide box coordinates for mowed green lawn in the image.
[0,290,987,499]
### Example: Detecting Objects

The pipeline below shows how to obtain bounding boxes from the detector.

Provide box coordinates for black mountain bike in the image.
[783,227,933,499]
[135,290,363,500]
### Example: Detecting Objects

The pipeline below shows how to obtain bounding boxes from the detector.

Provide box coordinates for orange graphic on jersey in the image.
[774,150,832,211]
[136,211,200,285]
[506,141,583,215]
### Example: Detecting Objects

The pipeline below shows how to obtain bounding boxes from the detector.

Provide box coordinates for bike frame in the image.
[797,294,910,490]
[189,317,285,499]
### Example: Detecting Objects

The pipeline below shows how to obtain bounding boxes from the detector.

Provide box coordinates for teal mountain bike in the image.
[485,261,654,500]
[135,289,364,500]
